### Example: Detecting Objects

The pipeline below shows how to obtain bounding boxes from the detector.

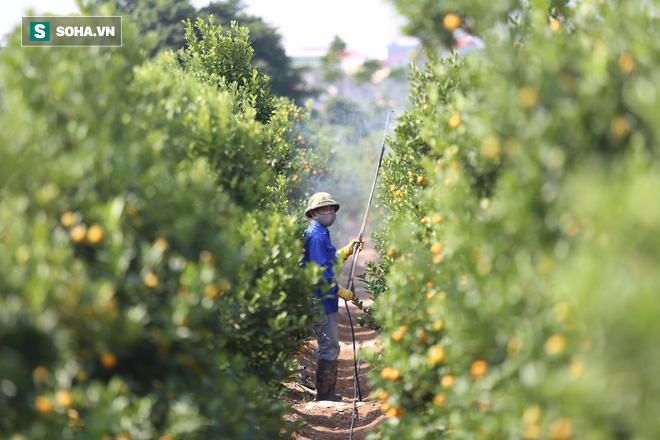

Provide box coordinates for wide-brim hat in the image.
[305,192,340,218]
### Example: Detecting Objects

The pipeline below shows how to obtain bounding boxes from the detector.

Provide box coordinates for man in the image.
[303,192,363,401]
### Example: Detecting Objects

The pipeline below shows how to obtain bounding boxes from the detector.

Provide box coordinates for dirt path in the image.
[282,242,385,440]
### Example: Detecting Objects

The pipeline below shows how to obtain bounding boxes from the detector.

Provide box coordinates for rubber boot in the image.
[315,359,342,401]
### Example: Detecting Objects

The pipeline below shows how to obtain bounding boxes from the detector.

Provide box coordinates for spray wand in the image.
[343,109,394,403]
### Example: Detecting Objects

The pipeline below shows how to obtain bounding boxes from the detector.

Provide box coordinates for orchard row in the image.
[363,1,660,439]
[0,12,330,440]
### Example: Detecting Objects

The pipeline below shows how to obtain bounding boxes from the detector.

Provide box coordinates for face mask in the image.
[315,211,336,227]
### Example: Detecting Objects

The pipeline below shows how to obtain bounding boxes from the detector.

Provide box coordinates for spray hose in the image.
[343,110,394,409]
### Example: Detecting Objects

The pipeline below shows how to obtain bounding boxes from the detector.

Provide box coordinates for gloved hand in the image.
[337,238,365,260]
[336,286,355,301]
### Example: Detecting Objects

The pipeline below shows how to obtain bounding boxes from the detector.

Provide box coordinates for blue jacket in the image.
[303,219,339,314]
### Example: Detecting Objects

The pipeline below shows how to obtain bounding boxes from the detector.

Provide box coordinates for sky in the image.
[1,0,418,58]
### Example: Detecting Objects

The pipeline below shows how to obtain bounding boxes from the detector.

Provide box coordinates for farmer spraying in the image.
[303,192,363,401]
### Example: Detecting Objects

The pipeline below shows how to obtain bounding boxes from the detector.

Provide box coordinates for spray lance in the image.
[343,109,395,402]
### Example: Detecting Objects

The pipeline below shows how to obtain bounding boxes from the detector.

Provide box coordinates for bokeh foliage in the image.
[0,10,326,439]
[365,1,660,438]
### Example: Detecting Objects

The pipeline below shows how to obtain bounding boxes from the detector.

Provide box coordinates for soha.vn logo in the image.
[56,25,116,37]
[30,22,50,41]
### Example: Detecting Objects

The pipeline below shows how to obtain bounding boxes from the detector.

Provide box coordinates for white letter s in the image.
[35,24,45,39]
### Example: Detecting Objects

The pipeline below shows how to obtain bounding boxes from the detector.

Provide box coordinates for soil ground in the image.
[282,239,385,440]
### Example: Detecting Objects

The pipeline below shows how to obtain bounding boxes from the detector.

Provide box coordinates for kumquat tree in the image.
[0,5,329,439]
[2,0,660,439]
[364,0,660,439]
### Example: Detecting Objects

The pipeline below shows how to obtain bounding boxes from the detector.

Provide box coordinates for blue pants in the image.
[314,312,340,360]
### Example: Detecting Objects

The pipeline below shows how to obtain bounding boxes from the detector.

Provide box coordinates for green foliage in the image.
[367,0,660,438]
[259,98,322,198]
[175,17,275,123]
[321,35,347,84]
[0,12,320,439]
